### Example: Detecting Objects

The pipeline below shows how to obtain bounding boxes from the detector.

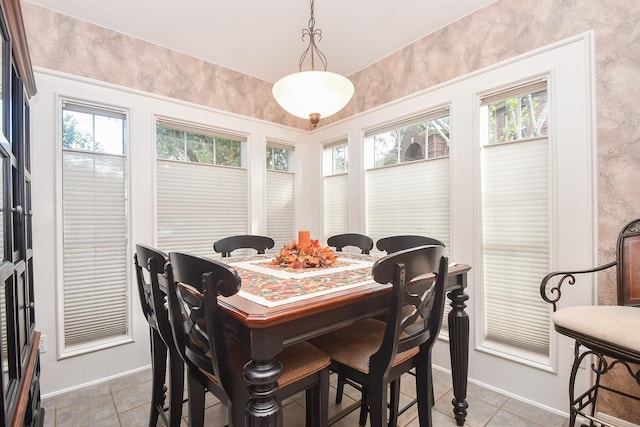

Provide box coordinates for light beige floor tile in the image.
[109,368,153,392]
[502,398,567,426]
[112,380,155,413]
[55,393,118,427]
[486,410,545,427]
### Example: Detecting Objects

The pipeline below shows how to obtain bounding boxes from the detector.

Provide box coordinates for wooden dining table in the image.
[216,253,471,427]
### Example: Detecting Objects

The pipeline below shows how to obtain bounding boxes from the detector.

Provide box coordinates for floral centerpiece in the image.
[271,239,337,269]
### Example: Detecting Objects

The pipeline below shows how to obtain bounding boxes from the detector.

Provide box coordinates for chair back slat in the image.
[618,219,640,307]
[327,233,374,254]
[213,235,275,257]
[134,244,171,343]
[376,235,444,255]
[369,245,448,373]
[166,251,242,395]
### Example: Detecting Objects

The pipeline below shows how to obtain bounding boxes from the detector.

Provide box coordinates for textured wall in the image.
[22,0,640,421]
[22,2,310,130]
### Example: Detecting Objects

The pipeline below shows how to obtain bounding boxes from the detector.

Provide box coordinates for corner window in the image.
[155,119,247,256]
[61,101,129,354]
[364,109,451,251]
[323,141,349,238]
[266,143,295,251]
[479,80,551,357]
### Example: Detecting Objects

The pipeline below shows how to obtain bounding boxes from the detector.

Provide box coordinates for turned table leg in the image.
[243,358,283,427]
[448,287,469,426]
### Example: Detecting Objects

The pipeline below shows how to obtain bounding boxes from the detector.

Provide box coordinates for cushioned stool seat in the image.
[552,306,640,357]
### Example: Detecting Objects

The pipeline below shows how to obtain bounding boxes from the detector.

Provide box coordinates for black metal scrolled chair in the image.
[312,245,449,427]
[134,244,184,427]
[376,234,445,255]
[213,234,275,257]
[166,251,330,427]
[540,218,640,427]
[327,233,374,255]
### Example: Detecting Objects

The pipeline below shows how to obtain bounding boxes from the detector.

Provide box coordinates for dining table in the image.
[216,252,471,427]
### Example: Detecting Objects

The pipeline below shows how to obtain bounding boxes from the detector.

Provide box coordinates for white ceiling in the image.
[24,0,495,84]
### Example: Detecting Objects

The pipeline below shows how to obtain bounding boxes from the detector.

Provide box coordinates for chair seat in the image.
[311,319,418,374]
[200,340,330,388]
[553,306,640,358]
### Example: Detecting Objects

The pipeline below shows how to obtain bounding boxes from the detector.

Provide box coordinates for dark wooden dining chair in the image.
[333,233,446,415]
[376,234,445,254]
[311,245,449,427]
[540,218,640,426]
[327,233,374,254]
[165,251,330,427]
[134,244,184,427]
[213,234,275,257]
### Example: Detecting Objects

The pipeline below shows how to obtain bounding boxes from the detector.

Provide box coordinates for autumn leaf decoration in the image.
[271,239,337,268]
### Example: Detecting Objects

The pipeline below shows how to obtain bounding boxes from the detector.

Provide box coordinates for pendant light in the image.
[272,0,354,127]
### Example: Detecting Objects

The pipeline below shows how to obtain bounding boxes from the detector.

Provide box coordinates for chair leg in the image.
[389,379,400,427]
[305,369,329,427]
[568,345,584,427]
[168,348,185,427]
[416,357,434,427]
[336,373,346,404]
[358,386,370,427]
[368,381,387,427]
[149,329,168,427]
[187,368,206,427]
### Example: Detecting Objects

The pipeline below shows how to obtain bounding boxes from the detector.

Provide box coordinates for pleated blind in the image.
[156,160,248,257]
[62,151,128,346]
[366,157,451,251]
[481,138,550,355]
[266,170,295,251]
[323,174,348,238]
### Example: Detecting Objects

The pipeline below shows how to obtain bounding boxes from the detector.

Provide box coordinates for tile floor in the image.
[41,367,569,426]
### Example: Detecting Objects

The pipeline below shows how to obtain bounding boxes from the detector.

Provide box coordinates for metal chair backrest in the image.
[617,218,640,307]
[213,235,275,257]
[327,233,374,254]
[376,235,444,255]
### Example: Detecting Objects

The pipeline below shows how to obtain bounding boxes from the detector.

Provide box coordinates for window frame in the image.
[56,97,132,358]
[155,118,249,257]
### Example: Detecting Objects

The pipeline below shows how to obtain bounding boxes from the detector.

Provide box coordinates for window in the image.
[61,101,128,352]
[266,143,295,251]
[323,141,349,238]
[364,110,451,250]
[479,80,551,357]
[156,124,241,166]
[156,119,247,256]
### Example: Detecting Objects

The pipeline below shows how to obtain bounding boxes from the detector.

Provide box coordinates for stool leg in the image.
[568,343,582,427]
[149,329,168,427]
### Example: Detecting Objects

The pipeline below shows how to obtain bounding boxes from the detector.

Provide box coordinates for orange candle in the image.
[298,230,311,246]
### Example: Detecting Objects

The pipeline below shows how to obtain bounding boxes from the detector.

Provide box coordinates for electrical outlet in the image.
[38,335,47,353]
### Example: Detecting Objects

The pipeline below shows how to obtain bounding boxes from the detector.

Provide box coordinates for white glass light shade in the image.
[272,71,354,121]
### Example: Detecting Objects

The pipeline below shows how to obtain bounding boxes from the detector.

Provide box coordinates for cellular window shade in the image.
[481,138,550,355]
[324,174,348,238]
[62,151,128,346]
[366,158,451,250]
[266,170,295,252]
[157,160,248,257]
